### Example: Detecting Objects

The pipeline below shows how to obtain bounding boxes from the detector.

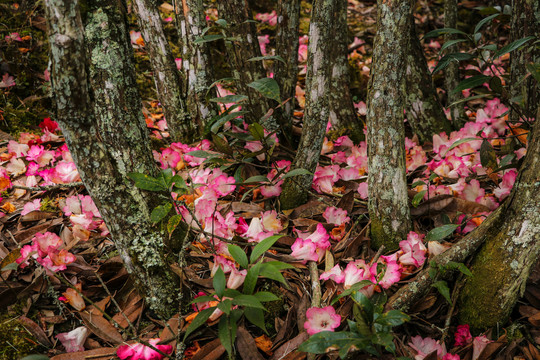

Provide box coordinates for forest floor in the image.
[1,1,539,360]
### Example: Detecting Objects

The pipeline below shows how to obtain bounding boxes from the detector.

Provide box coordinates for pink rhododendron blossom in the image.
[39,118,59,133]
[261,210,282,232]
[472,335,492,360]
[157,148,181,169]
[55,161,80,183]
[5,32,22,42]
[117,338,173,360]
[409,336,447,360]
[319,265,345,283]
[21,199,41,216]
[428,241,450,257]
[7,140,29,157]
[304,306,341,335]
[398,231,427,268]
[357,182,368,199]
[323,207,350,226]
[211,255,235,276]
[209,174,236,196]
[291,238,318,263]
[371,255,401,289]
[244,217,272,243]
[0,73,16,88]
[6,158,26,176]
[312,165,341,193]
[343,260,374,296]
[493,169,517,200]
[227,268,247,289]
[454,324,472,347]
[255,11,278,26]
[244,141,264,161]
[56,326,89,352]
[442,354,460,360]
[260,181,282,197]
[258,35,270,55]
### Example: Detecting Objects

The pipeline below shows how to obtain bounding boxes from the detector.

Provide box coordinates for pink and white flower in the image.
[56,326,89,352]
[116,338,173,360]
[304,306,341,335]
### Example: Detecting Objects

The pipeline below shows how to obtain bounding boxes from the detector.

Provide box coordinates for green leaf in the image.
[263,261,294,270]
[493,36,535,59]
[193,34,225,44]
[248,122,265,141]
[480,44,498,51]
[218,316,233,355]
[282,168,313,179]
[425,224,459,241]
[232,294,266,310]
[247,78,281,102]
[332,280,374,304]
[243,175,269,184]
[432,280,452,304]
[258,262,287,286]
[228,244,248,269]
[498,153,515,169]
[243,262,261,295]
[480,139,498,170]
[443,137,481,156]
[423,27,469,39]
[167,214,182,235]
[244,306,267,332]
[190,295,216,304]
[186,150,218,159]
[474,13,500,34]
[381,310,410,326]
[298,331,363,356]
[372,332,396,353]
[446,261,473,277]
[171,175,187,190]
[20,356,50,360]
[250,234,283,263]
[253,291,279,302]
[150,203,173,223]
[217,299,232,315]
[412,191,426,207]
[411,180,426,188]
[526,63,540,83]
[210,94,249,103]
[183,307,216,340]
[433,52,473,74]
[451,75,491,94]
[440,39,468,52]
[215,19,228,27]
[213,267,226,298]
[210,111,248,134]
[248,55,285,64]
[223,289,242,298]
[128,173,167,192]
[448,93,491,107]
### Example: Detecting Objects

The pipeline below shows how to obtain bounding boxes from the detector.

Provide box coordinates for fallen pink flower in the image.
[117,338,173,360]
[454,324,472,347]
[472,335,492,360]
[56,326,89,352]
[304,306,341,335]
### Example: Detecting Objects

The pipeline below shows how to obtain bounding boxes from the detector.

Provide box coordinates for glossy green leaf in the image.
[248,122,265,141]
[258,262,287,286]
[446,261,473,277]
[282,168,313,179]
[210,94,249,103]
[247,55,285,64]
[432,280,452,304]
[244,306,267,332]
[451,75,491,94]
[423,27,469,39]
[218,316,233,355]
[247,78,281,102]
[474,13,500,34]
[412,191,426,207]
[440,39,468,52]
[298,331,364,356]
[193,34,225,44]
[167,214,182,235]
[228,244,248,269]
[213,267,226,298]
[250,234,283,263]
[443,137,481,156]
[493,36,535,59]
[381,310,410,326]
[183,307,216,340]
[232,294,266,309]
[243,262,261,295]
[480,139,498,170]
[150,203,172,223]
[253,291,279,302]
[425,224,459,241]
[128,173,167,192]
[433,52,473,73]
[210,110,248,134]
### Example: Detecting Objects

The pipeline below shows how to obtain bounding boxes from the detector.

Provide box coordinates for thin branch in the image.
[12,182,84,192]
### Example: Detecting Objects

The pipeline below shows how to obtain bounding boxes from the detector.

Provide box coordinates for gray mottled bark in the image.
[279,0,337,210]
[218,0,277,131]
[45,0,178,318]
[405,10,453,143]
[459,113,540,329]
[328,0,363,142]
[275,0,300,134]
[133,0,196,143]
[508,0,539,122]
[177,0,219,132]
[367,0,412,250]
[444,0,467,129]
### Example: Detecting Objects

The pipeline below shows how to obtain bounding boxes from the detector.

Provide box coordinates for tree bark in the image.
[367,0,412,250]
[458,115,540,329]
[328,0,364,143]
[275,0,300,135]
[444,0,467,129]
[46,0,178,319]
[177,0,219,132]
[218,0,277,131]
[405,7,453,143]
[133,0,196,143]
[508,0,539,123]
[279,0,337,210]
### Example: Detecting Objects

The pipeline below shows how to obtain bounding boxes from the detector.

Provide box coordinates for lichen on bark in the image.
[45,0,178,319]
[279,0,337,210]
[366,0,412,250]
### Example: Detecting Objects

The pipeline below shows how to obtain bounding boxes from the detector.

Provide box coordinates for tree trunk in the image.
[218,0,277,131]
[508,0,539,123]
[46,0,178,319]
[444,0,467,129]
[328,0,364,143]
[177,0,219,132]
[279,0,337,210]
[275,0,300,135]
[367,0,412,250]
[133,0,196,143]
[405,6,453,143]
[458,118,540,329]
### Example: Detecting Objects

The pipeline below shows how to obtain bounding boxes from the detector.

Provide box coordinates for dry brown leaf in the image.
[80,311,124,344]
[112,296,143,329]
[190,338,226,360]
[270,332,309,360]
[18,315,52,347]
[255,334,273,356]
[50,347,117,360]
[236,326,265,360]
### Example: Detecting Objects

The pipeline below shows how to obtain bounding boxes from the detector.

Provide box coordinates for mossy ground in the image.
[0,304,41,360]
